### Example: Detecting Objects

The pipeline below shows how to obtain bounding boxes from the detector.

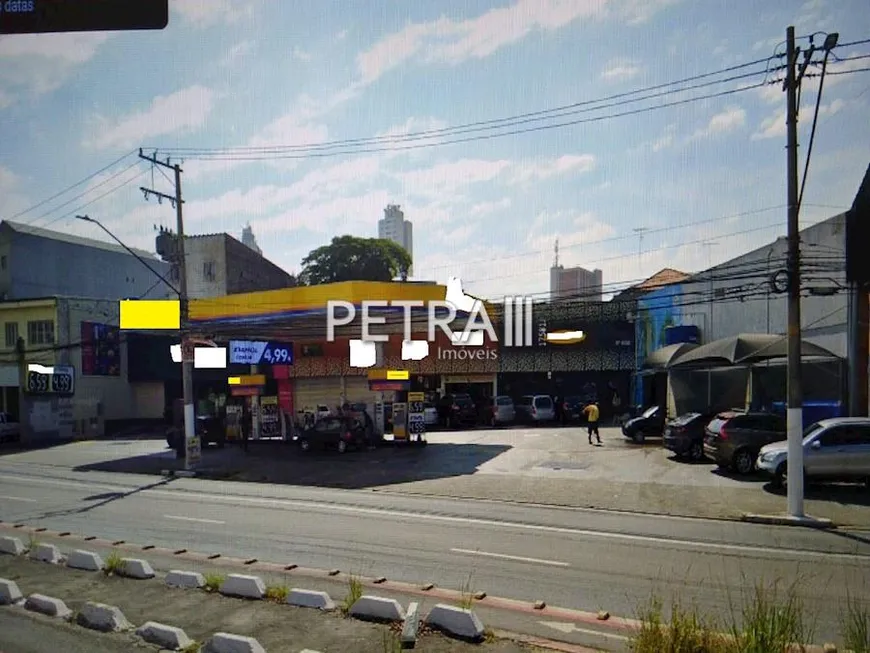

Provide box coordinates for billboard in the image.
[81,322,121,376]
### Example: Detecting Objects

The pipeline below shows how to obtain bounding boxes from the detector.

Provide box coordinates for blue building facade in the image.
[634,283,685,407]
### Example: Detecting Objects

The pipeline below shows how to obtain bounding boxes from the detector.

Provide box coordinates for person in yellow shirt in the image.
[583,400,601,445]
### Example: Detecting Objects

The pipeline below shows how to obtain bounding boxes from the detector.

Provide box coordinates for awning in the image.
[642,342,699,370]
[670,333,838,368]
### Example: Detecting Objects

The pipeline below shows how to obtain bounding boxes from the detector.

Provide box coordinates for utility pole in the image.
[138,148,197,472]
[784,25,807,518]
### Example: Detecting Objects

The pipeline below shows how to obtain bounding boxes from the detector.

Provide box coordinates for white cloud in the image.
[335,29,349,41]
[291,47,313,62]
[752,98,846,140]
[220,40,255,67]
[468,198,512,217]
[172,0,252,27]
[0,33,111,105]
[0,165,30,219]
[692,106,746,139]
[395,158,513,199]
[354,0,675,87]
[86,85,216,150]
[375,116,449,159]
[510,154,596,183]
[600,58,642,82]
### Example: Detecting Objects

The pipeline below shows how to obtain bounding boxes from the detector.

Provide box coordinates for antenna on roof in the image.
[554,238,560,268]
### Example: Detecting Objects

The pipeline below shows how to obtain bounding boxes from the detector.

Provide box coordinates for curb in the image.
[741,513,836,529]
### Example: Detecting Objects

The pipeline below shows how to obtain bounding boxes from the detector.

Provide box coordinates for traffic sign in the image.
[229,340,294,365]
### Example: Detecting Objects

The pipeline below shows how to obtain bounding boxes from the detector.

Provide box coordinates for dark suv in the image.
[559,396,587,424]
[703,411,786,474]
[440,393,478,428]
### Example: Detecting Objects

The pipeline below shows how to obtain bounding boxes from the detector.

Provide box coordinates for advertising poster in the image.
[260,396,280,438]
[80,322,121,376]
[392,402,407,439]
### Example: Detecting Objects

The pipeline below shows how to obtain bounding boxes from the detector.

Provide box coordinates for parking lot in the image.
[3,423,869,526]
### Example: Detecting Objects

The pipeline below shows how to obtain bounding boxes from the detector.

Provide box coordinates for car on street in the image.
[622,405,666,443]
[516,395,556,424]
[486,395,516,426]
[295,415,370,454]
[757,417,870,488]
[439,393,479,428]
[0,412,20,443]
[166,413,226,451]
[703,410,786,474]
[663,411,716,461]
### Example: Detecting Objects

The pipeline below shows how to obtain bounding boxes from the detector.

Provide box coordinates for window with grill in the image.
[4,322,18,348]
[203,261,216,281]
[27,320,54,345]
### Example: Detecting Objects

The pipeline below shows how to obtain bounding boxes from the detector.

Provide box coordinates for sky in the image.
[0,0,868,301]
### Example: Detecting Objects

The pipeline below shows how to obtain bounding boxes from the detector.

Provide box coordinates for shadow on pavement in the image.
[28,477,176,522]
[71,441,513,490]
[762,480,870,508]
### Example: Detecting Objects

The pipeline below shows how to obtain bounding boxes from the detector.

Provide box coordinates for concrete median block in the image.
[0,536,25,556]
[135,621,193,650]
[349,595,406,622]
[203,632,267,653]
[66,550,104,572]
[401,601,420,646]
[0,579,24,605]
[77,602,132,632]
[24,594,72,619]
[30,543,62,564]
[287,588,335,611]
[426,604,485,641]
[220,574,266,599]
[166,570,206,589]
[119,558,155,579]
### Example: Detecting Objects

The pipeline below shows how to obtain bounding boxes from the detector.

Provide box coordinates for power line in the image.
[165,63,779,157]
[5,150,137,224]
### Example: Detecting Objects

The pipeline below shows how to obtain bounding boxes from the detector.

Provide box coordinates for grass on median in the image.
[629,579,813,653]
[459,570,476,610]
[342,572,364,615]
[103,550,124,576]
[842,591,870,653]
[265,583,289,603]
[203,572,226,593]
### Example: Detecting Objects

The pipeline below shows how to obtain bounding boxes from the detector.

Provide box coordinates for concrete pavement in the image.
[6,425,868,526]
[0,608,140,653]
[1,453,869,647]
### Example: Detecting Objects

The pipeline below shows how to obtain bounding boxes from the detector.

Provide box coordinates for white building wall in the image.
[182,236,228,299]
[679,214,847,357]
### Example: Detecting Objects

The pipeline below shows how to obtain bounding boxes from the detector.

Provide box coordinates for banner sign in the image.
[229,340,294,365]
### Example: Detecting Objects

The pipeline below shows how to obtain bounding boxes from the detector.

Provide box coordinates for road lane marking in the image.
[163,515,225,525]
[5,472,870,563]
[451,547,569,567]
[539,620,629,641]
[0,496,37,503]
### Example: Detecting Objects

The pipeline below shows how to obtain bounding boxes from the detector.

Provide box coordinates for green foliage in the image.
[265,584,289,603]
[342,572,363,615]
[841,592,870,653]
[103,550,124,576]
[203,573,225,592]
[298,235,412,285]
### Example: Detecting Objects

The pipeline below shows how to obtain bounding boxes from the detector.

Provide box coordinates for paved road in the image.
[1,447,869,646]
[0,609,144,653]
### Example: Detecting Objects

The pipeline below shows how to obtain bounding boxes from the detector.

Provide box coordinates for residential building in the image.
[549,240,604,301]
[0,296,160,443]
[155,229,294,299]
[377,204,413,276]
[240,223,262,255]
[0,221,173,302]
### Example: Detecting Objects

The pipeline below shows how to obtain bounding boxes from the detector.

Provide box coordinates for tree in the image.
[298,235,412,285]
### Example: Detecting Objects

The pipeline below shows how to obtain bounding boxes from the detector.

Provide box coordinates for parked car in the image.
[440,393,478,428]
[296,415,369,454]
[757,418,870,488]
[559,396,587,425]
[516,395,556,424]
[663,412,716,460]
[315,404,332,420]
[703,411,786,474]
[486,395,516,427]
[622,405,666,443]
[166,412,226,451]
[0,412,20,444]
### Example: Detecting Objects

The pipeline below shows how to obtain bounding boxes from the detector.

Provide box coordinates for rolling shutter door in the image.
[343,376,377,410]
[293,377,343,414]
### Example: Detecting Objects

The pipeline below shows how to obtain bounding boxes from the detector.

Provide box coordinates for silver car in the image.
[517,395,555,424]
[487,395,516,426]
[757,417,870,488]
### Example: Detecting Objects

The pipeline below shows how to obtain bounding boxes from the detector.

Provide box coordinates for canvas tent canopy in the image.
[642,342,699,370]
[668,333,837,368]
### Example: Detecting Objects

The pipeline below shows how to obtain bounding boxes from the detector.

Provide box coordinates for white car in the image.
[757,417,870,488]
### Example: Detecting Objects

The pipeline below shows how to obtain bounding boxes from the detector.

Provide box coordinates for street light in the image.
[75,215,178,296]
